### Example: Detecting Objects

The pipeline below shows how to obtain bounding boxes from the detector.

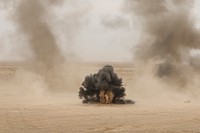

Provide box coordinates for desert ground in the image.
[1,64,200,133]
[1,95,200,133]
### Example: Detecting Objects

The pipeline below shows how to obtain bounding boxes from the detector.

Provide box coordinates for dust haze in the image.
[1,0,200,132]
[123,0,200,103]
[0,0,199,104]
[0,0,200,103]
[0,0,88,102]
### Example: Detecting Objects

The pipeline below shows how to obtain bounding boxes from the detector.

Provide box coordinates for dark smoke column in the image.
[16,0,66,90]
[125,0,200,87]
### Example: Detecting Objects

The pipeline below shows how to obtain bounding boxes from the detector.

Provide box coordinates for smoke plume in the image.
[79,65,134,104]
[124,0,200,98]
[126,0,200,83]
[15,0,83,91]
[17,0,64,65]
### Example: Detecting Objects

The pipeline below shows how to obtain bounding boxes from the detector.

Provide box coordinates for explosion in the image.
[78,65,134,104]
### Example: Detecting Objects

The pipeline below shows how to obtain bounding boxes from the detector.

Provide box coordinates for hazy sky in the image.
[0,0,200,62]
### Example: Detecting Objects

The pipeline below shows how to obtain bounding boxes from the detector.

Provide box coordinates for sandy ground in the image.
[0,94,200,133]
[1,65,200,133]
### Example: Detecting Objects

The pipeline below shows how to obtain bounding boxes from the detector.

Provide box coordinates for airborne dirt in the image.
[1,64,200,133]
[1,0,200,132]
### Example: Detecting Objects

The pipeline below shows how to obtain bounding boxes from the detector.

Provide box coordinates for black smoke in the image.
[79,65,134,104]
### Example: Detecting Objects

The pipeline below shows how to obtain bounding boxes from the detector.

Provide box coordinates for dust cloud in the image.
[124,0,200,102]
[0,0,88,102]
[1,1,200,132]
[16,0,66,91]
[1,0,200,104]
[101,15,130,30]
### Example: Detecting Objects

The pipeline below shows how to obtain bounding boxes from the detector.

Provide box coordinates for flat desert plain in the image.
[1,64,200,133]
[0,94,200,133]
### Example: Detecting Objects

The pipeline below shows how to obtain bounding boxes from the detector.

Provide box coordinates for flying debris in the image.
[79,65,134,104]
